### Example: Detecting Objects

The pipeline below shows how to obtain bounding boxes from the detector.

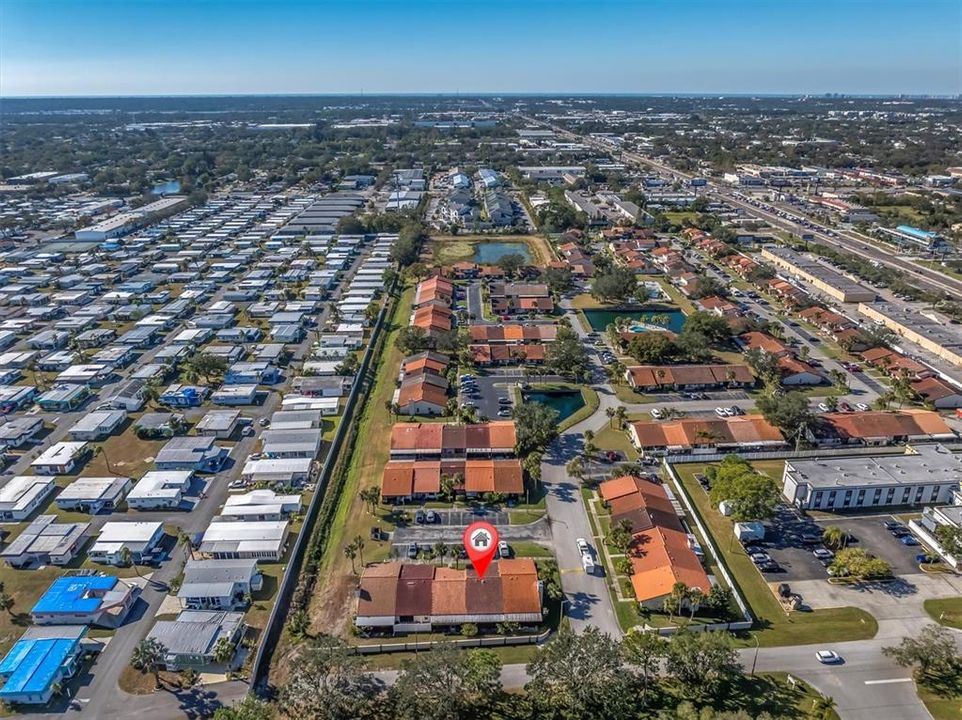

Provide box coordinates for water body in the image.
[151,180,181,195]
[522,389,586,423]
[583,306,687,333]
[473,241,532,264]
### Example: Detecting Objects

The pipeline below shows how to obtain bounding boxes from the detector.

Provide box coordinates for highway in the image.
[524,114,962,299]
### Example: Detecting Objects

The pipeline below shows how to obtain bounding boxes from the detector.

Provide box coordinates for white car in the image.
[650,408,664,420]
[714,407,727,418]
[576,538,590,554]
[815,650,842,664]
[498,541,510,558]
[817,403,830,413]
[855,402,870,411]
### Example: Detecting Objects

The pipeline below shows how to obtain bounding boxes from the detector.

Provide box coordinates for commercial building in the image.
[761,246,876,303]
[782,445,962,510]
[858,302,962,370]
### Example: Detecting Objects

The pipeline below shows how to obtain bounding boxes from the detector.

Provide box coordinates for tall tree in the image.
[389,646,501,720]
[513,401,560,455]
[663,629,741,700]
[525,627,637,719]
[280,635,382,720]
[883,624,961,682]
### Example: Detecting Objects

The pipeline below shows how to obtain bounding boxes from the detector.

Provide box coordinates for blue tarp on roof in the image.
[0,631,83,696]
[32,576,117,614]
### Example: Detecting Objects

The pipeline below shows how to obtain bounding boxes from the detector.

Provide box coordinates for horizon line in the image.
[2,91,960,101]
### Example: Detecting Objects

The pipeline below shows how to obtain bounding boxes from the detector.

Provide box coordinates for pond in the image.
[151,180,181,195]
[522,389,586,423]
[473,241,532,264]
[583,306,687,333]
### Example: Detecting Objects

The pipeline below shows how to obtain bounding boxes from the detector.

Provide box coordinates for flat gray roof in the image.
[786,445,962,489]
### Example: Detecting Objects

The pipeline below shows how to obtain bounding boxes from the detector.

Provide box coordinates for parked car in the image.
[498,541,511,558]
[900,535,920,546]
[604,450,621,463]
[407,543,419,559]
[650,408,664,420]
[497,408,512,418]
[714,407,727,418]
[415,510,426,524]
[576,538,590,554]
[813,548,835,563]
[855,402,870,411]
[425,510,439,524]
[817,403,830,413]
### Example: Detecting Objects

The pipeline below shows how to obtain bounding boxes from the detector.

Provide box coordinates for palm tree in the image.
[343,541,358,575]
[433,541,448,562]
[353,535,366,567]
[130,638,168,689]
[359,486,381,515]
[606,407,616,428]
[809,695,837,720]
[614,405,627,430]
[178,530,194,562]
[118,546,140,578]
[666,582,689,623]
[212,636,235,666]
[687,588,704,620]
[822,525,847,550]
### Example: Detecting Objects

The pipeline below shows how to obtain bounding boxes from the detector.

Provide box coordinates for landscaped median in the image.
[669,461,878,647]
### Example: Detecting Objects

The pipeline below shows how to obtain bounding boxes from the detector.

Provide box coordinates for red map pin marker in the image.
[463,521,499,579]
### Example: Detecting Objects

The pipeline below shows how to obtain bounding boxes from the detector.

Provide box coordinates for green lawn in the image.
[672,463,878,647]
[924,597,962,630]
[918,684,962,720]
[593,424,639,460]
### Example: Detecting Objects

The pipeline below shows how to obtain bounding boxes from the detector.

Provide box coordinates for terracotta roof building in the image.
[629,415,785,454]
[380,458,524,499]
[814,410,956,446]
[599,476,710,607]
[624,364,754,391]
[389,421,517,458]
[355,559,543,631]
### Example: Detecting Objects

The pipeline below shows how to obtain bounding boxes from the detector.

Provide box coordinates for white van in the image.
[581,552,595,575]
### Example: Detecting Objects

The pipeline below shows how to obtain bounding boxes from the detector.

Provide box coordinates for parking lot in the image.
[745,506,926,582]
[812,515,923,576]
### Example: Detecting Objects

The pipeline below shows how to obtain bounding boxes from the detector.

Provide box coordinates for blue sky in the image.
[1,0,959,96]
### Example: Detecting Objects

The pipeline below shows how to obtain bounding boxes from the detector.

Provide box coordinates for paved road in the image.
[538,305,626,638]
[369,631,947,720]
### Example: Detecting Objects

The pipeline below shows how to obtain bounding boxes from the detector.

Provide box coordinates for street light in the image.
[750,632,760,676]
